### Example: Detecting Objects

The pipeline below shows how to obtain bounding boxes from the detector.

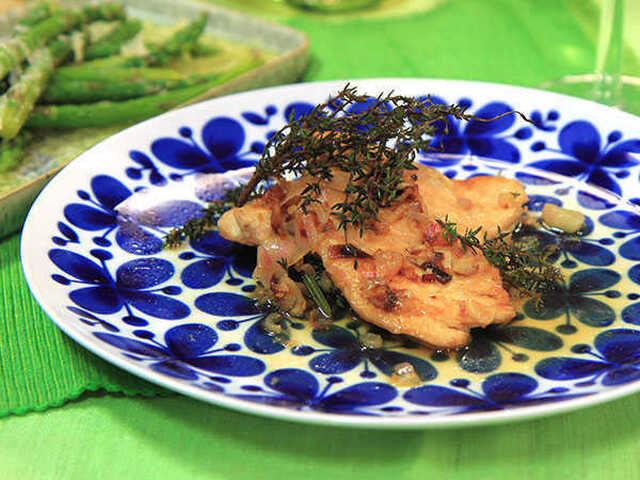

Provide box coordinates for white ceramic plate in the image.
[21,79,640,428]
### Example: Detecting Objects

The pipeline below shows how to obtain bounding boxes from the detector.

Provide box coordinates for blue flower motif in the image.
[293,324,437,380]
[193,292,298,355]
[513,216,615,269]
[456,322,563,374]
[132,117,257,182]
[536,329,640,386]
[526,121,640,206]
[421,97,527,165]
[180,230,256,289]
[404,373,585,414]
[234,368,397,414]
[599,209,640,261]
[94,323,265,380]
[523,268,621,334]
[49,248,190,325]
[63,174,202,255]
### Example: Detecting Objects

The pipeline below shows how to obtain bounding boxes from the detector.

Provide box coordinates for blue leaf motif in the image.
[595,329,640,364]
[586,168,621,195]
[121,291,190,320]
[310,350,361,375]
[404,385,486,407]
[49,249,109,283]
[152,138,212,170]
[527,160,586,177]
[569,268,620,293]
[599,210,640,230]
[57,222,78,242]
[64,204,115,231]
[92,175,131,210]
[69,286,122,314]
[600,140,640,167]
[464,102,514,135]
[244,321,286,354]
[535,357,608,380]
[195,292,259,316]
[317,382,397,411]
[181,258,226,289]
[188,355,265,377]
[466,137,519,163]
[263,369,319,401]
[482,373,537,403]
[536,329,640,386]
[622,303,640,325]
[114,223,163,256]
[558,121,601,164]
[151,360,198,380]
[620,238,640,261]
[577,190,615,210]
[242,112,268,125]
[284,102,314,122]
[93,332,166,358]
[115,258,175,289]
[202,117,245,163]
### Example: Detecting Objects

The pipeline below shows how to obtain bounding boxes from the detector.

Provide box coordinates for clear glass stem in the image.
[593,0,624,105]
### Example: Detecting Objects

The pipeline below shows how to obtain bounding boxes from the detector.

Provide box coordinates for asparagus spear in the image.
[28,82,212,128]
[17,2,57,27]
[41,75,212,104]
[85,19,143,60]
[54,63,183,82]
[27,53,261,129]
[0,130,30,173]
[0,37,74,139]
[125,13,208,67]
[0,3,126,81]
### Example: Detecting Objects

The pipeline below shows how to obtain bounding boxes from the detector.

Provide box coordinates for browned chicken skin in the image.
[218,164,527,349]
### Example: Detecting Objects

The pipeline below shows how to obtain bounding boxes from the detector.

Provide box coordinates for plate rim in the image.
[20,77,640,429]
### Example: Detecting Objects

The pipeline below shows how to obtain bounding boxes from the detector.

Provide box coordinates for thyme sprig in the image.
[237,84,530,236]
[165,84,530,246]
[164,185,246,248]
[435,217,562,301]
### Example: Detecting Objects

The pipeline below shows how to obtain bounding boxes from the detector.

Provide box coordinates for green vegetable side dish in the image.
[0,1,271,181]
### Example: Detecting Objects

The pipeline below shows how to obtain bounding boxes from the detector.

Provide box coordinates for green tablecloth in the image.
[3,0,640,478]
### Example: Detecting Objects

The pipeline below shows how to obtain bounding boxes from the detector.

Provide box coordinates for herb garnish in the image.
[435,216,562,303]
[165,85,529,245]
[164,185,245,248]
[236,84,529,237]
[163,86,561,300]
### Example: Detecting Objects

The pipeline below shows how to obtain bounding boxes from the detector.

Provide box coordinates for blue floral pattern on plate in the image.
[22,80,640,426]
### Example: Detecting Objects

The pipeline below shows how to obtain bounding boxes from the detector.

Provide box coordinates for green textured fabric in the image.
[0,235,166,417]
[3,0,640,477]
[287,0,594,85]
[2,393,640,479]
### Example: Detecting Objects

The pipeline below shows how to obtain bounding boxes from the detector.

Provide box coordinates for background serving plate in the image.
[21,79,640,428]
[0,0,309,239]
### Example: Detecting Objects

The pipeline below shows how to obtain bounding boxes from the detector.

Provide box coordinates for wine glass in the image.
[540,0,640,115]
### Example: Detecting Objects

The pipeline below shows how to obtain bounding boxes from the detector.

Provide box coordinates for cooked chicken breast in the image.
[218,163,527,348]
